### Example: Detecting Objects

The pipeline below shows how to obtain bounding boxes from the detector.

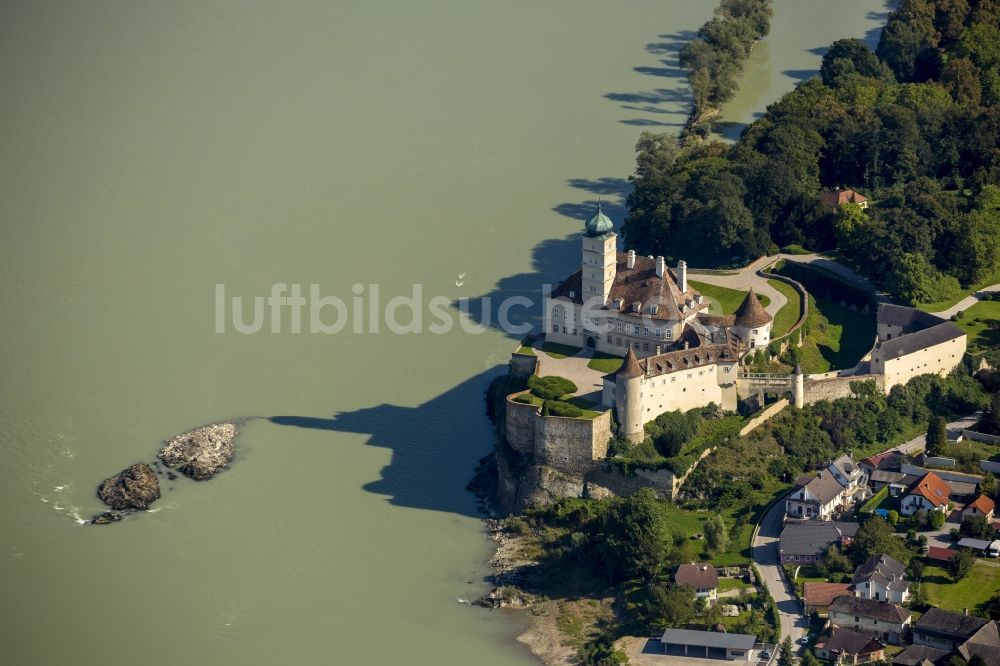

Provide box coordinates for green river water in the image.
[0,2,886,664]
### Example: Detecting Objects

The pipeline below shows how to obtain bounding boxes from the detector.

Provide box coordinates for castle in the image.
[544,207,774,441]
[536,208,968,444]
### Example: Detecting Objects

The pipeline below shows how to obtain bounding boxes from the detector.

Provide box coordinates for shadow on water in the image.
[268,370,504,517]
[782,69,817,83]
[606,30,694,128]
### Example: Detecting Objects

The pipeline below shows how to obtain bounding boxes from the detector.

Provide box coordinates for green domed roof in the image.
[585,204,614,236]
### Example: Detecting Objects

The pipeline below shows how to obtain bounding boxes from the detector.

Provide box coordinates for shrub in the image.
[542,400,584,418]
[528,375,577,400]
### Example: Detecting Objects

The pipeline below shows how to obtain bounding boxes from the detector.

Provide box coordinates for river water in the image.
[0,2,884,664]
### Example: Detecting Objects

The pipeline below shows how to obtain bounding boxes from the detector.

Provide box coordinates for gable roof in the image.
[876,303,943,332]
[861,450,905,472]
[800,471,849,504]
[877,321,965,360]
[803,582,852,608]
[925,546,959,563]
[779,521,859,557]
[816,625,884,656]
[907,472,952,508]
[915,608,988,639]
[959,622,1000,664]
[968,495,996,515]
[675,562,719,590]
[550,252,708,322]
[892,644,951,666]
[638,341,737,379]
[853,554,909,593]
[733,288,772,327]
[830,454,861,480]
[828,596,911,624]
[819,189,868,207]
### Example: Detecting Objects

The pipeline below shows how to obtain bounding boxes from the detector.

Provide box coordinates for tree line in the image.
[678,0,773,126]
[626,0,1000,304]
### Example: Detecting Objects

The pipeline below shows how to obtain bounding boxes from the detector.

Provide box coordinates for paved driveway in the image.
[752,494,807,653]
[688,256,787,319]
[532,343,607,403]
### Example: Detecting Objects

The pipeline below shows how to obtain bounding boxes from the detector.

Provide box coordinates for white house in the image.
[785,455,867,520]
[852,554,911,604]
[900,471,951,517]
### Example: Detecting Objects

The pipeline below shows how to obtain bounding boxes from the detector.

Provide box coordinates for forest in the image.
[624,0,1000,305]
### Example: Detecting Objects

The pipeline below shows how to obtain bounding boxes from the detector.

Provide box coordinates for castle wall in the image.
[873,335,966,393]
[534,410,612,476]
[802,374,884,404]
[739,399,789,436]
[505,394,540,454]
[510,352,538,383]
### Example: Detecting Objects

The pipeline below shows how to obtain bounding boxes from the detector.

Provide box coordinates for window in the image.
[643,326,649,337]
[616,337,622,346]
[642,343,649,351]
[552,324,558,333]
[616,321,624,332]
[607,335,613,344]
[654,328,661,337]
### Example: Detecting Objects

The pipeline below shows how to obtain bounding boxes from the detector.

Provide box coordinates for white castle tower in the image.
[580,203,617,306]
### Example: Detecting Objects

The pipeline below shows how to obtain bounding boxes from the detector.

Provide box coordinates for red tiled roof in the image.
[819,189,868,206]
[968,495,996,515]
[908,471,952,508]
[804,582,852,608]
[925,546,959,563]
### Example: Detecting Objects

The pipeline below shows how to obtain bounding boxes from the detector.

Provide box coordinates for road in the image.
[930,284,1000,319]
[751,493,807,652]
[891,412,982,456]
[688,255,788,319]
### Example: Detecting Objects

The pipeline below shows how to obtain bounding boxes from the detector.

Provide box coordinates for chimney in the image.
[683,340,689,350]
[964,608,969,616]
[656,256,665,278]
[627,250,635,269]
[569,290,574,298]
[678,260,688,293]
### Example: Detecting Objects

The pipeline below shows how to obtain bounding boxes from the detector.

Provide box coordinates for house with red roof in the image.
[819,188,869,209]
[900,471,952,516]
[963,495,996,522]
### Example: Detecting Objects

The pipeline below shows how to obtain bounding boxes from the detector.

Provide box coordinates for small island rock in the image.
[90,511,123,525]
[97,463,161,510]
[158,421,238,480]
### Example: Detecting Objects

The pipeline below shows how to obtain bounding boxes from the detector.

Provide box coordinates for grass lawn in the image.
[921,562,1000,612]
[515,345,535,356]
[956,300,1000,354]
[797,296,875,373]
[689,280,770,316]
[718,578,751,593]
[540,342,582,359]
[587,352,624,373]
[513,392,603,419]
[917,269,1000,313]
[766,279,803,337]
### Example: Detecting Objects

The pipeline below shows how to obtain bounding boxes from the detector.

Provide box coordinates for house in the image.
[924,546,959,565]
[658,628,758,661]
[804,582,852,617]
[869,470,913,497]
[900,472,951,517]
[852,554,911,604]
[785,455,868,520]
[912,608,989,652]
[963,495,996,522]
[861,450,906,475]
[892,644,951,665]
[828,596,912,644]
[675,563,719,602]
[956,620,1000,664]
[814,625,885,664]
[779,521,859,564]
[956,537,991,553]
[820,188,869,209]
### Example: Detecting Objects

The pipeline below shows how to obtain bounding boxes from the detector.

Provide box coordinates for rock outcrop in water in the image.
[91,511,123,525]
[158,421,238,480]
[97,463,161,510]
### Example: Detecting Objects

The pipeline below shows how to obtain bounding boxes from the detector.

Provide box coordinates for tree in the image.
[778,636,795,666]
[704,514,729,555]
[647,583,697,627]
[981,472,998,500]
[929,510,946,530]
[851,517,912,565]
[950,549,975,581]
[888,509,900,526]
[980,392,1000,436]
[926,416,948,457]
[821,38,892,85]
[885,252,934,305]
[960,515,994,540]
[594,488,671,582]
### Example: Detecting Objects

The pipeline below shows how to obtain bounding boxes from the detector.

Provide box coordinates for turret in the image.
[793,363,804,408]
[615,347,645,442]
[581,204,617,305]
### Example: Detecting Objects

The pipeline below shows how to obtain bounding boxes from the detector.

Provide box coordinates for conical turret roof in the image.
[734,288,772,327]
[616,347,644,379]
